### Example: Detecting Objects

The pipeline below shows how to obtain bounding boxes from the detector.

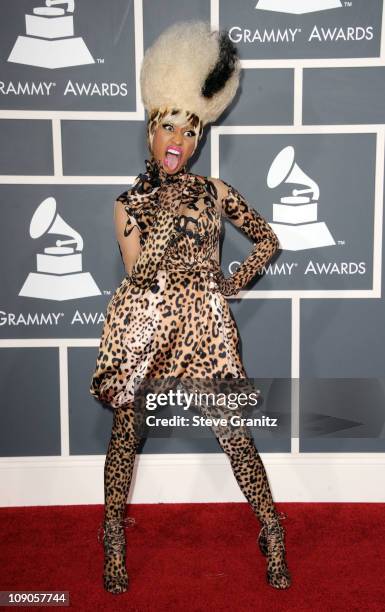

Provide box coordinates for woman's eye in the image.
[185,130,195,137]
[163,123,173,131]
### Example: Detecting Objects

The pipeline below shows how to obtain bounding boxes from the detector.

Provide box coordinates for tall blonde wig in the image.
[140,20,241,154]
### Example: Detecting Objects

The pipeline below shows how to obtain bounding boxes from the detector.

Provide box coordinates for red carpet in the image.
[0,503,384,611]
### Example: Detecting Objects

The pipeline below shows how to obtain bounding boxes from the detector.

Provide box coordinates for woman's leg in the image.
[184,362,290,590]
[200,399,277,523]
[104,403,141,520]
[224,435,276,522]
[203,402,291,588]
[100,402,142,594]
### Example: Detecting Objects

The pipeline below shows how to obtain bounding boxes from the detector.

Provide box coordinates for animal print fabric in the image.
[214,181,280,296]
[89,156,280,410]
[91,156,281,529]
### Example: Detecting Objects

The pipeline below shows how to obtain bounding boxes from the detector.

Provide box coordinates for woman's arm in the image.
[209,178,280,296]
[114,193,176,291]
[114,199,141,276]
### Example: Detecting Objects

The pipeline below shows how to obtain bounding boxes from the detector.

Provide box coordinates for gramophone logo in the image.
[255,0,342,14]
[19,197,101,301]
[8,0,94,69]
[267,146,335,251]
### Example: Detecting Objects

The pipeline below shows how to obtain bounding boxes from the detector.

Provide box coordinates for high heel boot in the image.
[258,510,291,589]
[97,515,135,594]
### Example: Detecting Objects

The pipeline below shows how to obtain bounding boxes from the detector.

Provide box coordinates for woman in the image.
[90,20,291,594]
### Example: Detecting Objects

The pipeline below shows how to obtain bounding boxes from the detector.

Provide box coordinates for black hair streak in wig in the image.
[201,31,239,99]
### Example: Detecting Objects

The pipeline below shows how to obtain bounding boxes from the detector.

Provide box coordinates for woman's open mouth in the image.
[164,145,183,171]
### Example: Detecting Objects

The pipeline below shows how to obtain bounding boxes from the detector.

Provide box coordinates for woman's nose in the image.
[172,129,183,145]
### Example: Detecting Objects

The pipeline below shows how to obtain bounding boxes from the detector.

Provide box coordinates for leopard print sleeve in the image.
[116,190,176,291]
[215,180,280,297]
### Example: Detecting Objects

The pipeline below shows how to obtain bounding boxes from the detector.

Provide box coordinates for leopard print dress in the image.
[89,157,279,410]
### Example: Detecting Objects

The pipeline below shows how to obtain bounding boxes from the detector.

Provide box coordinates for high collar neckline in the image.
[144,156,189,186]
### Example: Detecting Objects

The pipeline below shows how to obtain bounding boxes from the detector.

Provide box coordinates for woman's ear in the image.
[146,121,154,156]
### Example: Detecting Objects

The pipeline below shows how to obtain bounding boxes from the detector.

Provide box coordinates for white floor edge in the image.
[1,453,385,506]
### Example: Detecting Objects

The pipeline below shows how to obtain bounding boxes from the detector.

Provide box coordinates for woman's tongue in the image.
[164,151,180,171]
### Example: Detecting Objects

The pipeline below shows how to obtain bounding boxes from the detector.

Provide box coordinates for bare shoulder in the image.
[207,177,231,211]
[207,177,228,194]
[189,174,230,213]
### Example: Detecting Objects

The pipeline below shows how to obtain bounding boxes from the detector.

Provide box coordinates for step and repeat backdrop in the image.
[1,0,385,502]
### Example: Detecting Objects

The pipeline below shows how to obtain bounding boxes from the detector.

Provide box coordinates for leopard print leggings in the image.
[104,398,277,525]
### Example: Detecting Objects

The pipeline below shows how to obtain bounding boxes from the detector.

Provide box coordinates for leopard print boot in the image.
[97,516,135,594]
[258,511,291,589]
